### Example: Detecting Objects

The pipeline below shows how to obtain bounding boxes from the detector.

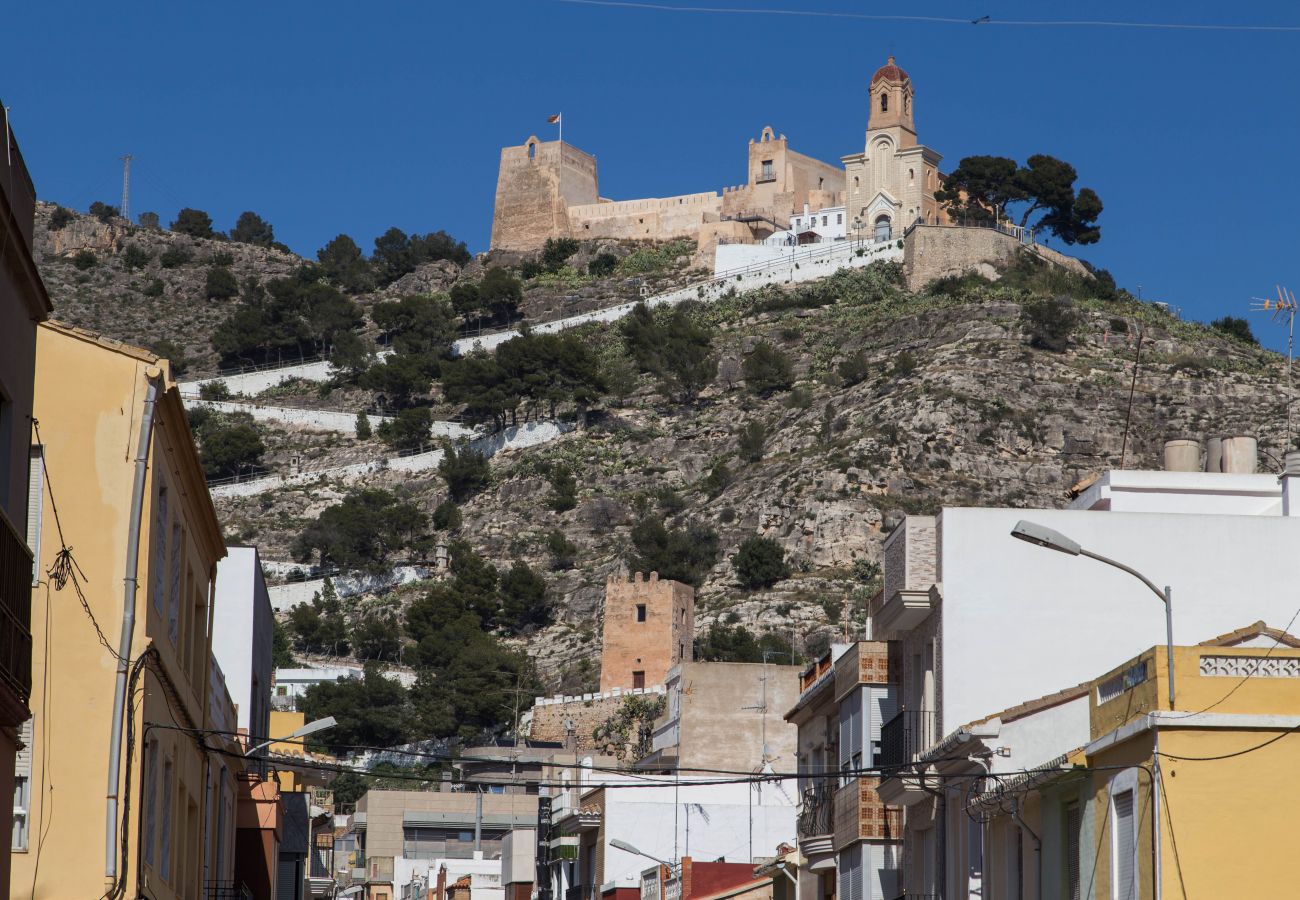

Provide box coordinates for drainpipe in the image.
[1010,799,1041,900]
[1152,733,1163,900]
[105,373,161,884]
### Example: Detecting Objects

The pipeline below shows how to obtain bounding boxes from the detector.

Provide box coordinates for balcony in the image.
[871,587,935,641]
[0,513,33,707]
[878,710,938,773]
[205,882,254,900]
[833,777,901,847]
[795,780,835,871]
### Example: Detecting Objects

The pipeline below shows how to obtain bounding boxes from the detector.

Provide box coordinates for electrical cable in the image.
[554,0,1300,32]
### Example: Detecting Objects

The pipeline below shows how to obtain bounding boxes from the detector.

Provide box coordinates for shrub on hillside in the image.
[890,351,917,377]
[376,407,432,452]
[355,411,372,440]
[121,244,152,271]
[540,237,580,273]
[138,211,161,230]
[737,420,767,463]
[588,253,618,277]
[48,206,74,231]
[432,500,462,532]
[72,250,97,270]
[438,446,490,502]
[230,210,276,247]
[160,245,193,268]
[837,351,871,387]
[1022,296,1081,352]
[545,529,577,570]
[695,622,796,664]
[734,535,791,589]
[742,341,794,396]
[499,561,551,632]
[89,201,119,223]
[205,266,239,300]
[547,464,578,512]
[1211,316,1258,345]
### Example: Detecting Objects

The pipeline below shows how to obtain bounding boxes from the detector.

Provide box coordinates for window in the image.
[874,215,892,243]
[12,776,28,852]
[1065,800,1081,900]
[837,846,862,900]
[144,741,158,865]
[635,604,646,622]
[822,216,828,227]
[838,687,863,784]
[13,719,32,851]
[880,92,888,112]
[853,176,860,188]
[168,522,182,644]
[909,168,915,183]
[837,214,843,224]
[152,487,168,613]
[160,758,174,881]
[528,142,536,160]
[26,447,43,585]
[904,94,910,114]
[760,159,775,181]
[633,671,645,689]
[1112,791,1136,900]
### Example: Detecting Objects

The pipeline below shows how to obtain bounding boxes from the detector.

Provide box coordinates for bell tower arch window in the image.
[880,92,888,112]
[527,142,537,160]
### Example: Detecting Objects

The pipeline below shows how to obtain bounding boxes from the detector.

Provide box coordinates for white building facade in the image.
[211,545,274,744]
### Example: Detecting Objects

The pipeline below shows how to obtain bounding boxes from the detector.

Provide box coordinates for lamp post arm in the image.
[1078,549,1168,606]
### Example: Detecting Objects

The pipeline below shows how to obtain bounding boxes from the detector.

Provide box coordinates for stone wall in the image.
[568,192,721,243]
[901,224,1090,291]
[599,572,694,692]
[527,687,665,750]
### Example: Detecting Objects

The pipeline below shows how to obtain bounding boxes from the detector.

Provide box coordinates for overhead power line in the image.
[554,0,1300,32]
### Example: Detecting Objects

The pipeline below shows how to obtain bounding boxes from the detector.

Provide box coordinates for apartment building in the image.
[0,97,51,900]
[14,323,228,899]
[212,546,274,751]
[783,643,898,900]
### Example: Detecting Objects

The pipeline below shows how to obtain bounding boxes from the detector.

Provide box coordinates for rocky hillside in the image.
[34,206,1291,695]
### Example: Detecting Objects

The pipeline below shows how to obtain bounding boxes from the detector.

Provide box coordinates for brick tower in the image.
[599,572,695,692]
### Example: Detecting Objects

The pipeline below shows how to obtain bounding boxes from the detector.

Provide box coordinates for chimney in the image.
[1282,452,1300,516]
[1162,439,1201,472]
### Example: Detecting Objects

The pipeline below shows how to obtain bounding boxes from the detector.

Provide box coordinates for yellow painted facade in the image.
[975,637,1300,899]
[13,323,231,900]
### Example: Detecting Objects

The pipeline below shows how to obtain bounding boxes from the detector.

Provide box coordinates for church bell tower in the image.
[866,56,917,147]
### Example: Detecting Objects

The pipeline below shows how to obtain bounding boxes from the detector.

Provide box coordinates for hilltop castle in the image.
[490,57,949,258]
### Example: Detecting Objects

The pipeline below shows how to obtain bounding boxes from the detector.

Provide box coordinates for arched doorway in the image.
[873,215,892,243]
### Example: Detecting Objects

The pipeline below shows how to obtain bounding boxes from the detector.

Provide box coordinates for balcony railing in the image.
[796,780,834,839]
[205,881,254,900]
[878,710,937,773]
[0,514,33,704]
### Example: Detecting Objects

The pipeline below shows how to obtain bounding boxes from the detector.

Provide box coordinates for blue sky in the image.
[5,1,1299,348]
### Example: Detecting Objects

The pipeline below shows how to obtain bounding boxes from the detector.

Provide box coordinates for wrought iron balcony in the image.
[878,710,937,773]
[205,881,254,900]
[796,780,834,840]
[0,514,33,705]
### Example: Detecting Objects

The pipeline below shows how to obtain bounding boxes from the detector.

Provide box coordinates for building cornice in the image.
[1086,711,1300,757]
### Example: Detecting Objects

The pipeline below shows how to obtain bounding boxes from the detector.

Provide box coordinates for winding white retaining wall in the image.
[182,395,472,439]
[181,350,395,395]
[209,419,573,498]
[266,564,434,612]
[451,238,901,355]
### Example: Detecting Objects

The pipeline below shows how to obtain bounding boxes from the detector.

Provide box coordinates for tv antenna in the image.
[1250,285,1298,449]
[1250,285,1297,386]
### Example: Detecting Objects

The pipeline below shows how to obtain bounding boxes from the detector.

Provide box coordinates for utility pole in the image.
[119,154,133,222]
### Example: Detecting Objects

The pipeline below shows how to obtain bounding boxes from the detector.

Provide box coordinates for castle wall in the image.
[901,223,1090,291]
[599,572,694,692]
[528,687,665,750]
[490,138,599,251]
[568,192,721,242]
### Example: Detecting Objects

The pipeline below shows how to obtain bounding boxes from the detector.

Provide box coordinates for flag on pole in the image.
[547,114,561,124]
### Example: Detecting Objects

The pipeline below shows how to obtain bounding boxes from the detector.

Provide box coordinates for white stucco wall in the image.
[211,546,274,738]
[593,778,796,886]
[267,565,434,612]
[1069,470,1282,515]
[937,506,1300,730]
[180,350,395,395]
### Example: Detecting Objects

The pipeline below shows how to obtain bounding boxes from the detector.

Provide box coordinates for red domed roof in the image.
[871,56,909,84]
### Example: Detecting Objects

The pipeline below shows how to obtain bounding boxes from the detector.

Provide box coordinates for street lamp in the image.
[610,839,676,874]
[1010,520,1176,709]
[244,715,337,757]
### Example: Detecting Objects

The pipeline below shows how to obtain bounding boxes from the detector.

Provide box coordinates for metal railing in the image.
[879,709,938,773]
[0,514,33,703]
[796,779,834,839]
[205,881,254,900]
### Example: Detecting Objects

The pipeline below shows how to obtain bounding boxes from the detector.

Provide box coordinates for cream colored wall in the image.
[14,325,223,900]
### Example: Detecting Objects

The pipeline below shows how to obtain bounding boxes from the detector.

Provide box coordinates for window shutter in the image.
[839,701,852,773]
[868,686,897,766]
[850,846,863,900]
[25,448,42,584]
[1114,791,1136,900]
[1065,801,1081,900]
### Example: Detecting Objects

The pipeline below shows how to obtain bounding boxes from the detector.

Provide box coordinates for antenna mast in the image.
[119,154,133,222]
[1251,285,1299,447]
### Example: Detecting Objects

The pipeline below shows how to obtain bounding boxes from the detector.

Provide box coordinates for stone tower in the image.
[490,135,599,252]
[599,572,694,692]
[842,57,946,244]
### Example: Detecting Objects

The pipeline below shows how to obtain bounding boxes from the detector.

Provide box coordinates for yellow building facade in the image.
[13,323,231,900]
[970,626,1300,900]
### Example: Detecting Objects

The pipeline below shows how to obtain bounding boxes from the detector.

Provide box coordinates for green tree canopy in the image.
[171,207,216,239]
[211,266,363,365]
[936,153,1103,245]
[742,341,794,396]
[695,622,796,664]
[627,518,719,587]
[734,536,791,589]
[376,407,433,452]
[187,408,265,479]
[317,234,374,293]
[1210,316,1258,345]
[300,663,412,753]
[292,488,430,572]
[230,210,277,247]
[286,579,349,655]
[371,227,471,287]
[620,303,717,403]
[438,446,491,502]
